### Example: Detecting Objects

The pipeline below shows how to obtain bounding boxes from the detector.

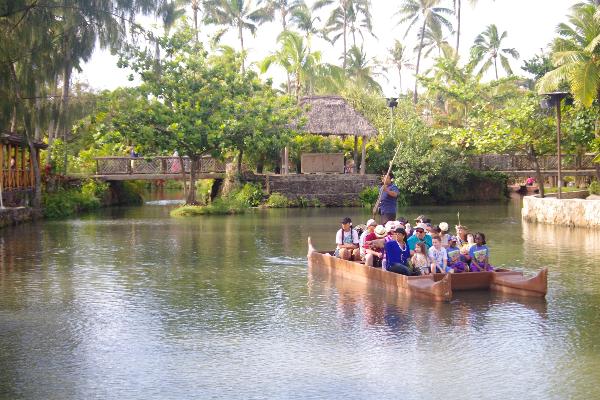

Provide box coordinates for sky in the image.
[75,0,580,97]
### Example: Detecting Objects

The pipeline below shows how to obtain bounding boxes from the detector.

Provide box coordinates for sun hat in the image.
[439,222,449,232]
[366,218,377,227]
[384,220,397,232]
[374,225,387,238]
[341,217,352,224]
[448,235,457,243]
[415,223,427,231]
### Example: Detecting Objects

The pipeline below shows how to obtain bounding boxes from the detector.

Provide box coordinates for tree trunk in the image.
[398,66,402,93]
[193,6,199,42]
[186,156,198,204]
[179,155,187,200]
[58,34,72,175]
[413,20,427,104]
[494,56,498,80]
[239,24,245,74]
[529,145,545,198]
[455,0,461,55]
[10,104,17,132]
[342,15,347,73]
[237,148,243,175]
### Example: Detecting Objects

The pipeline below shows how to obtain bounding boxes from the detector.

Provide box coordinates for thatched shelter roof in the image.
[1,132,47,149]
[298,95,378,138]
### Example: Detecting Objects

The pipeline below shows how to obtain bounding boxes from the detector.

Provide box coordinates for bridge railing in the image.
[95,156,227,175]
[468,153,597,171]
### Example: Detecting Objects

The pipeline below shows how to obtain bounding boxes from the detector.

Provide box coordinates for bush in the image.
[265,193,289,208]
[233,183,263,207]
[42,181,107,218]
[170,197,246,216]
[589,181,600,195]
[359,186,379,208]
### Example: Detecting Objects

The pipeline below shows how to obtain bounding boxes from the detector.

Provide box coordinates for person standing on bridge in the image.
[377,172,399,225]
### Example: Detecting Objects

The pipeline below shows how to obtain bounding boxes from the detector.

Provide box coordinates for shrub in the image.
[233,183,263,207]
[359,186,379,208]
[265,193,289,208]
[42,181,106,219]
[589,181,600,195]
[170,197,246,216]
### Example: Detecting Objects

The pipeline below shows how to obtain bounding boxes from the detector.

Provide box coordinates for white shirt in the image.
[336,228,359,246]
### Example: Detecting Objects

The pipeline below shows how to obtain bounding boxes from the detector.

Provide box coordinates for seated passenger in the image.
[363,225,387,268]
[469,232,494,272]
[428,236,448,274]
[438,222,450,247]
[407,223,432,255]
[335,217,360,261]
[384,227,413,275]
[411,242,431,275]
[446,236,468,273]
[359,219,377,260]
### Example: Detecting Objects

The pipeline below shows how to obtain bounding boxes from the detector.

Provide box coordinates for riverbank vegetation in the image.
[2,1,599,215]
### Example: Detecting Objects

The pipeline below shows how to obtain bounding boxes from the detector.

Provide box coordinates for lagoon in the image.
[1,199,599,399]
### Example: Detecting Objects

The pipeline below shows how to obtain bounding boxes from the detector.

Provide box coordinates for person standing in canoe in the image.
[469,232,494,272]
[377,172,400,225]
[335,217,360,261]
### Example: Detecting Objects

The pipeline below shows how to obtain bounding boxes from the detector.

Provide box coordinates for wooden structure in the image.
[300,153,345,174]
[94,155,231,180]
[307,238,548,302]
[1,133,45,193]
[468,153,598,178]
[296,96,378,175]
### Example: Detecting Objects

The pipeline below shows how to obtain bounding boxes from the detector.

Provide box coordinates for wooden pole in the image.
[0,143,4,190]
[353,135,358,173]
[360,137,366,175]
[21,145,26,188]
[556,100,562,199]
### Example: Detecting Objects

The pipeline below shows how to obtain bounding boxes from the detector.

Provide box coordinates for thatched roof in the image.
[1,132,47,149]
[298,95,378,138]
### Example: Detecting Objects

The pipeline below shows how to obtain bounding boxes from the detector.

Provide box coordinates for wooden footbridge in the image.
[93,156,228,180]
[91,154,598,181]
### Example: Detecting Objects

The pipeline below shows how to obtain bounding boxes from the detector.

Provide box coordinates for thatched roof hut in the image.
[298,95,378,137]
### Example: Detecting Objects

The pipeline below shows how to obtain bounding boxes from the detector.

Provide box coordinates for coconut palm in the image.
[346,45,383,92]
[203,0,271,72]
[397,0,453,103]
[317,0,375,72]
[258,0,302,30]
[290,1,322,50]
[417,22,454,59]
[469,24,519,80]
[260,31,322,98]
[453,0,488,55]
[388,40,413,92]
[538,3,600,107]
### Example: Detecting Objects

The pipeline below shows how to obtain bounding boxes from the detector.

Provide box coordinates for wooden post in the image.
[0,143,4,190]
[14,145,20,188]
[29,149,34,188]
[353,135,358,174]
[556,100,562,199]
[284,146,289,175]
[360,137,367,175]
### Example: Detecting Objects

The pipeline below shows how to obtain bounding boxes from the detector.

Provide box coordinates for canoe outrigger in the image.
[307,237,547,302]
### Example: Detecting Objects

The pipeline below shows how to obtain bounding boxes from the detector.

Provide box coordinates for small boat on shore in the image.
[307,238,547,302]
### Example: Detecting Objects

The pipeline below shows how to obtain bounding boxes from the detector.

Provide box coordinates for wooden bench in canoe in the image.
[307,237,547,302]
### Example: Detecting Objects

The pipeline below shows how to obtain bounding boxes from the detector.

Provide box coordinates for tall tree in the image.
[203,0,270,72]
[260,31,322,98]
[469,24,519,80]
[345,45,382,92]
[538,2,600,107]
[290,1,321,51]
[258,0,301,30]
[318,0,375,72]
[417,22,454,59]
[397,0,453,103]
[453,0,487,56]
[389,40,412,93]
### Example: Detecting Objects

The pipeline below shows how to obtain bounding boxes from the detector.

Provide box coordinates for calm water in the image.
[1,198,600,399]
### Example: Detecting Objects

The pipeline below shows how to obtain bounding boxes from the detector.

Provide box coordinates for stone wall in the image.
[0,207,37,229]
[522,195,600,228]
[263,174,380,206]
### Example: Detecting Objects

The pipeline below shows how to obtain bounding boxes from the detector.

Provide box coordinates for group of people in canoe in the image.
[334,172,493,276]
[335,216,493,276]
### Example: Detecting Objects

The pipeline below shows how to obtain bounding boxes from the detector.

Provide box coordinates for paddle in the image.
[371,143,402,219]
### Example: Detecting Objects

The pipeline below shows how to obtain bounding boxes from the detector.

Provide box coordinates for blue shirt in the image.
[379,184,400,214]
[384,240,411,267]
[469,245,490,264]
[407,234,432,251]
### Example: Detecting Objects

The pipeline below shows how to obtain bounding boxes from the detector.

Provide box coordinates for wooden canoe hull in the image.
[307,238,547,301]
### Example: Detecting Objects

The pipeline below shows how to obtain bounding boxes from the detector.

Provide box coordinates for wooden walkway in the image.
[94,156,227,180]
[467,154,598,177]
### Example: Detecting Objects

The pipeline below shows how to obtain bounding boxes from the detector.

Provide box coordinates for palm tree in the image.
[204,0,271,72]
[345,45,383,92]
[388,40,413,92]
[417,22,454,59]
[258,0,302,30]
[397,0,453,103]
[290,1,321,51]
[317,0,375,72]
[260,31,322,98]
[538,2,600,107]
[453,0,487,55]
[469,24,519,80]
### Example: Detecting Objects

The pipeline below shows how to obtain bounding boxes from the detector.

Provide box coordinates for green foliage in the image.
[42,179,109,218]
[165,180,184,190]
[359,186,379,208]
[170,198,246,216]
[589,181,600,195]
[265,193,289,208]
[233,183,263,207]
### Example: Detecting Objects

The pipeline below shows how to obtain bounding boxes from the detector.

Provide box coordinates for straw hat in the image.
[374,225,387,238]
[439,222,449,232]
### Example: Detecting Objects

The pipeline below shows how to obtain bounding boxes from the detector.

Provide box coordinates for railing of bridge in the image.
[468,154,597,171]
[95,156,227,175]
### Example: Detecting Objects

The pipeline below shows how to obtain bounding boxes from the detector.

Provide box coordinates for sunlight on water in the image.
[0,200,599,399]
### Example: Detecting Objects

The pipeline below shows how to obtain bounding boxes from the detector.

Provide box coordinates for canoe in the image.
[307,237,547,302]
